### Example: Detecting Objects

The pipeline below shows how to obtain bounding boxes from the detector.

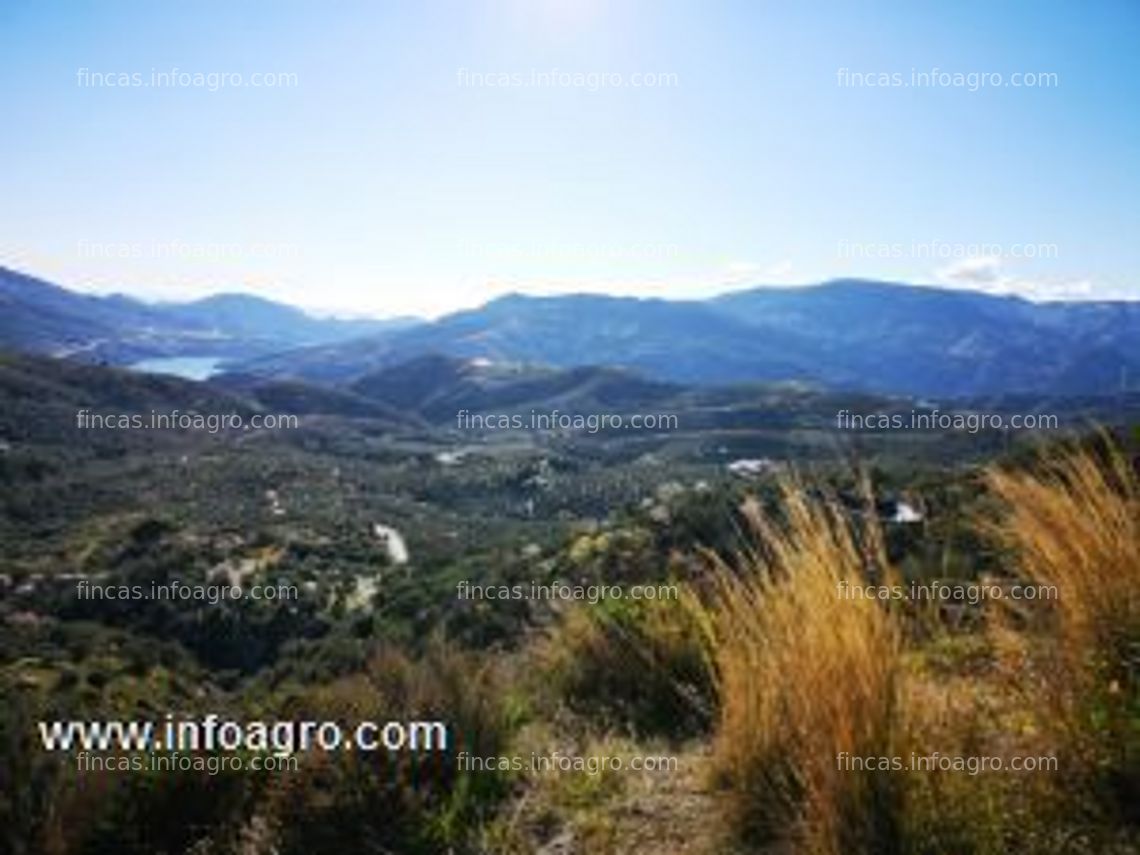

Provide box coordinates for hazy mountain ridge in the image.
[3,266,1138,397]
[0,266,418,363]
[707,280,1140,395]
[237,280,1140,397]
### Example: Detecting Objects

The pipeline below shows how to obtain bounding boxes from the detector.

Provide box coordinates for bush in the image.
[258,639,520,854]
[536,596,713,740]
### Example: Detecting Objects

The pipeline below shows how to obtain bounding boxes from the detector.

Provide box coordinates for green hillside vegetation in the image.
[2,352,1139,852]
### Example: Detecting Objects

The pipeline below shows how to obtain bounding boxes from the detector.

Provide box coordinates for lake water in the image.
[129,356,226,381]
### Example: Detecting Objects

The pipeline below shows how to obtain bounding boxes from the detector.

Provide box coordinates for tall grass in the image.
[688,485,906,853]
[984,441,1140,822]
[683,444,1140,852]
[520,442,1139,851]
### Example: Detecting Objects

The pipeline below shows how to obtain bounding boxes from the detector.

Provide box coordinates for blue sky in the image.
[1,0,1137,317]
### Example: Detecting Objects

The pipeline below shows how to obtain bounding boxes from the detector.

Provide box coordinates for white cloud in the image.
[934,257,1106,301]
[936,256,1003,286]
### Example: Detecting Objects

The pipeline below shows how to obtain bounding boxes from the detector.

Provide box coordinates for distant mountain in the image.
[242,293,819,387]
[5,264,1138,397]
[320,351,1140,443]
[0,266,185,360]
[394,293,815,383]
[160,294,416,346]
[0,266,418,364]
[238,281,1140,397]
[708,280,1140,396]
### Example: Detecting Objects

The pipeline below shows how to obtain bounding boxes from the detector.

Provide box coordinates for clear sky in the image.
[1,0,1137,317]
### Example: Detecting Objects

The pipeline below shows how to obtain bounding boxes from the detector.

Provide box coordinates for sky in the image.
[1,0,1138,318]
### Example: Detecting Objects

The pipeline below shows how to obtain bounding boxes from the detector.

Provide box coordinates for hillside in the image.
[0,266,415,364]
[709,280,1140,395]
[236,281,1140,397]
[6,265,1137,398]
[348,354,684,422]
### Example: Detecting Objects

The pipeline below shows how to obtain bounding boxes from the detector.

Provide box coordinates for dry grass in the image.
[985,442,1139,681]
[984,441,1140,820]
[687,483,906,853]
[684,446,1140,852]
[497,442,1140,853]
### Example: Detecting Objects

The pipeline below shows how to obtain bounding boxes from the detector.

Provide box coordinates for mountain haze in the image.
[3,266,1137,398]
[237,280,1140,397]
[0,266,416,364]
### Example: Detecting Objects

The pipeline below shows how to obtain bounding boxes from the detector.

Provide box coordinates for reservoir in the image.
[129,356,226,381]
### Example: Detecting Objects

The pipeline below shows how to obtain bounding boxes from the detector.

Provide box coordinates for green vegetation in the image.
[2,352,1139,852]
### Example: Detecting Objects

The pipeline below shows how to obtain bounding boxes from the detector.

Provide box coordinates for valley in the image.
[2,269,1139,853]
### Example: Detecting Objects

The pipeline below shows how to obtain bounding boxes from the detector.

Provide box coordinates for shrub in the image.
[536,595,713,740]
[255,639,520,854]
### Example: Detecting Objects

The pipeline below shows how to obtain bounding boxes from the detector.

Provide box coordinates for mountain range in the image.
[236,281,1139,397]
[0,265,415,363]
[2,264,1137,398]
